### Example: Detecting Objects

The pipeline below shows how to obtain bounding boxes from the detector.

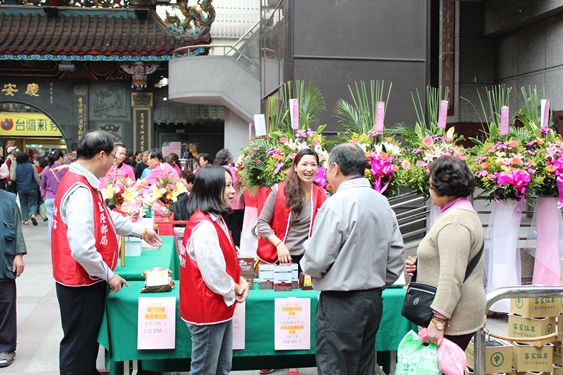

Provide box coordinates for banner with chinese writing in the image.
[0,112,62,137]
[232,301,246,350]
[161,141,182,158]
[137,297,176,349]
[274,297,311,350]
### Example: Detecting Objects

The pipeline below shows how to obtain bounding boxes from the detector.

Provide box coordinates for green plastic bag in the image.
[395,330,440,375]
[39,202,48,221]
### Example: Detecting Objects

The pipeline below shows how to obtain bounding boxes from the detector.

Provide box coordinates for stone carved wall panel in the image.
[90,84,128,119]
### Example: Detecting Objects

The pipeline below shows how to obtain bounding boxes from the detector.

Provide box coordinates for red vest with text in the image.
[51,171,119,286]
[256,183,326,264]
[180,210,240,324]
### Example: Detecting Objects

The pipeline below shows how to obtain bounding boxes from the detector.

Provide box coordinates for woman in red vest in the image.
[256,148,327,267]
[180,166,249,375]
[256,148,327,375]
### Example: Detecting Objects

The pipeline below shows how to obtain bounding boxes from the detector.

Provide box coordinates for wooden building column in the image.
[131,92,153,152]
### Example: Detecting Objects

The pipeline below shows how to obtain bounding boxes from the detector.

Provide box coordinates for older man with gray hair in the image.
[300,143,405,375]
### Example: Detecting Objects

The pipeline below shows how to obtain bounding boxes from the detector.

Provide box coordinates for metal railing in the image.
[172,20,261,72]
[475,286,563,374]
[388,190,429,243]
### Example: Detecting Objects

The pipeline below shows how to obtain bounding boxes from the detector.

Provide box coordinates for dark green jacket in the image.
[0,190,26,279]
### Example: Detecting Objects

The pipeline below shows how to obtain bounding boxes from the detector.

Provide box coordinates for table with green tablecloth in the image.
[98,281,411,374]
[114,236,180,281]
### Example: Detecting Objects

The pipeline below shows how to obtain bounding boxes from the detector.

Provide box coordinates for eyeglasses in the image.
[107,151,117,161]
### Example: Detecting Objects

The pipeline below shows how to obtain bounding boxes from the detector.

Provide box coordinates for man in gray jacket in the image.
[0,189,26,367]
[300,143,404,375]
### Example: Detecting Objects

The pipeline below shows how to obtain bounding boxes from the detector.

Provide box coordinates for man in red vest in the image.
[51,130,161,375]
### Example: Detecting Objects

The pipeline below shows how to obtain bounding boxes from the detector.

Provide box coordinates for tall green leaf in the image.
[268,81,326,133]
[515,85,552,138]
[334,80,392,137]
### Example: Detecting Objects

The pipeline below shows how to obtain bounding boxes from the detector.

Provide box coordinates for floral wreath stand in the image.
[485,199,522,313]
[239,187,272,258]
[528,197,563,286]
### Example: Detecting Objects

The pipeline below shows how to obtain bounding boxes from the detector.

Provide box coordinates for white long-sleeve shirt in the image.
[187,214,236,306]
[60,163,144,282]
[0,163,9,179]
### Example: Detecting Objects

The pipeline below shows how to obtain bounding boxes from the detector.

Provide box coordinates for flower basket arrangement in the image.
[468,85,563,201]
[237,128,329,194]
[394,86,467,197]
[514,86,563,199]
[470,139,534,201]
[236,81,330,194]
[343,131,408,197]
[142,174,187,220]
[101,176,142,217]
[334,80,408,197]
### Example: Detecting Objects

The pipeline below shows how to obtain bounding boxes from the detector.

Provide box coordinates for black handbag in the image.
[401,243,484,327]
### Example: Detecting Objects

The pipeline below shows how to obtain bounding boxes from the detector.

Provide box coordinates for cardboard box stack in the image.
[466,337,513,374]
[508,298,558,373]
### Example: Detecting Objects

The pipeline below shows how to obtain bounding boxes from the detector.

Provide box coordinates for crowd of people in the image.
[0,130,486,375]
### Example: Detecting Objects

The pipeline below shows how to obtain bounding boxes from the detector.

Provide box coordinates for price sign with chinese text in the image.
[137,297,176,349]
[232,301,246,350]
[274,297,310,350]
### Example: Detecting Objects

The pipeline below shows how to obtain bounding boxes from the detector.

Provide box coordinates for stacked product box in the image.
[273,265,292,291]
[465,337,513,374]
[239,257,255,290]
[259,264,275,290]
[465,338,512,374]
[507,298,559,373]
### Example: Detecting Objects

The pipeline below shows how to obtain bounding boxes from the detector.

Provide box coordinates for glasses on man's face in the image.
[107,152,117,161]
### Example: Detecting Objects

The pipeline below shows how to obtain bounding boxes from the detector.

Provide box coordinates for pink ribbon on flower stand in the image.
[370,157,395,194]
[495,169,530,220]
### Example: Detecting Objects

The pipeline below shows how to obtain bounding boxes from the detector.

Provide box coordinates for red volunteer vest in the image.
[256,183,326,264]
[180,210,240,324]
[51,170,119,286]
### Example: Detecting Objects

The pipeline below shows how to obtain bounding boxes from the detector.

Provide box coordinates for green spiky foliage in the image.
[515,85,553,138]
[267,81,326,133]
[394,86,450,149]
[334,80,392,139]
[473,84,512,145]
[237,81,331,193]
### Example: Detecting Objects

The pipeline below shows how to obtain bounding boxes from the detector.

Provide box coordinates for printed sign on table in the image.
[137,297,176,349]
[274,297,311,350]
[232,301,246,350]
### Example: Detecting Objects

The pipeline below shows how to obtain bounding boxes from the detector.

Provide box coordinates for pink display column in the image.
[532,197,562,286]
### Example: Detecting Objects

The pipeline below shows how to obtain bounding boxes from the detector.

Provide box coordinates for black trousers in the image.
[224,208,244,248]
[56,282,107,375]
[315,288,383,375]
[0,280,17,353]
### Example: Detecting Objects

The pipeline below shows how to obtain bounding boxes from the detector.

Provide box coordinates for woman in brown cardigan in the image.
[405,156,485,350]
